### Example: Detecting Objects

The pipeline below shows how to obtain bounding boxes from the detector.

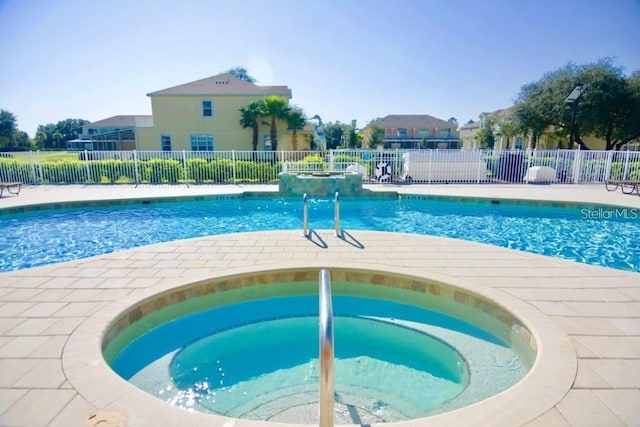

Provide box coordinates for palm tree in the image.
[496,118,518,149]
[261,96,290,151]
[52,131,63,149]
[35,131,47,149]
[286,108,307,151]
[239,101,264,151]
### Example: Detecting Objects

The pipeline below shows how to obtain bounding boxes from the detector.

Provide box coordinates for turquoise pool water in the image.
[109,293,528,422]
[1,195,638,272]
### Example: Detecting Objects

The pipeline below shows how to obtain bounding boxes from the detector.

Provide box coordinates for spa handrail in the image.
[334,191,341,237]
[319,269,335,427]
[303,193,309,237]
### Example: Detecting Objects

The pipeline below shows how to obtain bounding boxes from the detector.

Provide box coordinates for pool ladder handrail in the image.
[319,269,335,427]
[302,193,309,237]
[334,191,341,237]
[301,192,341,238]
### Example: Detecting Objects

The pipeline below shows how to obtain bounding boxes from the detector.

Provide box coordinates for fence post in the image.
[133,150,139,184]
[84,150,91,183]
[476,149,482,183]
[29,150,37,184]
[622,149,631,180]
[37,150,43,183]
[182,150,188,183]
[232,150,237,183]
[604,150,614,181]
[572,147,582,183]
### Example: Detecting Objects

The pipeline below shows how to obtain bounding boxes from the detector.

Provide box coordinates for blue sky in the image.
[1,0,639,137]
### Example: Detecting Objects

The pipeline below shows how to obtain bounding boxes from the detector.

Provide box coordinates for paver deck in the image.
[0,184,639,427]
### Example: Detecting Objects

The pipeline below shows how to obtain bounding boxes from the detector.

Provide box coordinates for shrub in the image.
[139,158,182,183]
[610,161,640,180]
[40,159,86,183]
[87,159,136,183]
[0,158,32,182]
[301,154,324,164]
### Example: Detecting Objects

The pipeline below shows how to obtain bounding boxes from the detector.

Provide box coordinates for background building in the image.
[364,115,461,149]
[137,73,293,151]
[67,115,153,150]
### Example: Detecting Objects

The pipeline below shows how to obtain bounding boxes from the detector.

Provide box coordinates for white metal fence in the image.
[1,148,639,185]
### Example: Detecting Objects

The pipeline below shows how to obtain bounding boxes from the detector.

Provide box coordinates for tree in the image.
[513,63,581,147]
[227,67,257,83]
[0,109,17,149]
[475,117,496,148]
[56,118,89,141]
[14,131,30,149]
[323,122,347,149]
[36,123,56,148]
[36,118,89,149]
[35,131,47,149]
[578,61,640,150]
[448,117,458,126]
[367,125,385,149]
[347,128,360,149]
[513,58,640,150]
[239,101,264,151]
[52,132,63,149]
[285,107,307,151]
[260,96,290,151]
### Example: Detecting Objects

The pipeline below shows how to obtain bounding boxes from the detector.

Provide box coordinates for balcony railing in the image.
[385,135,460,140]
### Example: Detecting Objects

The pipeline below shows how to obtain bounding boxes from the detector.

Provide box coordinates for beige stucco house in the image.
[466,106,610,151]
[460,120,481,149]
[135,73,295,151]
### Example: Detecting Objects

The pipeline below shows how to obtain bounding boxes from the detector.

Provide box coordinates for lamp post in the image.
[564,85,585,147]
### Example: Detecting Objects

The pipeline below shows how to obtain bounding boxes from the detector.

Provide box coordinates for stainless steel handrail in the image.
[319,269,334,427]
[302,193,309,237]
[334,191,340,237]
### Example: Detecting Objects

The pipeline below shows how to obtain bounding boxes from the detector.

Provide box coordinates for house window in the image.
[190,134,214,151]
[396,128,407,138]
[202,100,213,117]
[161,135,172,151]
[418,128,430,138]
[440,128,451,138]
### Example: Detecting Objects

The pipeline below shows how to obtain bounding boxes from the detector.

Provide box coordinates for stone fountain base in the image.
[278,172,364,196]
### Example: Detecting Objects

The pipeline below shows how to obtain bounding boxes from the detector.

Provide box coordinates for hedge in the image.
[0,157,282,184]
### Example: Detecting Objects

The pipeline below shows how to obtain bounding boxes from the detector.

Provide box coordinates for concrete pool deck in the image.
[0,184,639,426]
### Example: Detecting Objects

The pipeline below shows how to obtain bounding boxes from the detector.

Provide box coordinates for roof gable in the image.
[373,114,456,128]
[147,73,292,98]
[460,121,480,130]
[87,115,153,128]
[481,106,516,117]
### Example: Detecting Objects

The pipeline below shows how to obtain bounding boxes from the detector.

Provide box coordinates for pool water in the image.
[108,293,528,423]
[164,316,466,421]
[1,195,638,272]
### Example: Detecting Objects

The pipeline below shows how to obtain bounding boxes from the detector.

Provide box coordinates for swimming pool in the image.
[1,194,638,272]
